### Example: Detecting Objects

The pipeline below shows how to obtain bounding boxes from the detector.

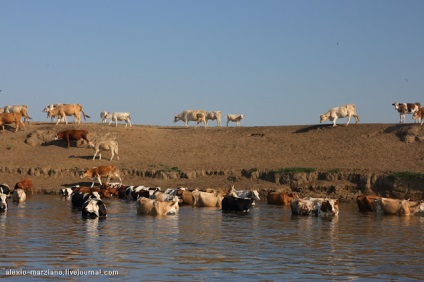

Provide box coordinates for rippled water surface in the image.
[1,195,424,281]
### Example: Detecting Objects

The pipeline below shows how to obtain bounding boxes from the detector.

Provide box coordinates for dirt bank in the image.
[1,122,424,201]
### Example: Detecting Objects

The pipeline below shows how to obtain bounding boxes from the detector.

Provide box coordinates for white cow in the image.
[106,112,132,127]
[206,111,222,127]
[174,110,207,127]
[227,114,244,127]
[100,111,110,123]
[3,105,32,122]
[393,102,421,124]
[319,104,359,127]
[88,140,119,161]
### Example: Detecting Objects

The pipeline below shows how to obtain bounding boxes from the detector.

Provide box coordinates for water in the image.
[0,195,423,281]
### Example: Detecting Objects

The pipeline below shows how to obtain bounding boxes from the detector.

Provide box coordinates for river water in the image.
[0,195,423,281]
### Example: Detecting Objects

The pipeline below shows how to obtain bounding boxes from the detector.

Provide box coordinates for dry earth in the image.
[1,122,424,199]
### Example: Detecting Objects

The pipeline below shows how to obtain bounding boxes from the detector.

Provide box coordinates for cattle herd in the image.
[0,101,422,130]
[0,102,424,217]
[2,178,423,218]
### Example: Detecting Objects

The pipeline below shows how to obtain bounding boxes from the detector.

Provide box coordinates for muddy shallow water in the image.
[0,195,423,281]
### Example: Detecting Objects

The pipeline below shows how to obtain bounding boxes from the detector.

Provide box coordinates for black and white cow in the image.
[59,187,73,199]
[222,196,254,212]
[82,198,107,218]
[0,193,8,212]
[71,191,101,208]
[0,184,11,198]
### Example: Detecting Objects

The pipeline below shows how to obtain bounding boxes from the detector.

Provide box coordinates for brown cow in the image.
[356,195,381,212]
[80,165,122,188]
[55,130,89,148]
[392,102,421,124]
[15,178,34,195]
[0,112,25,132]
[267,191,299,205]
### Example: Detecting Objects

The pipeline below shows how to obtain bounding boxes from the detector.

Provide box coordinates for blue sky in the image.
[1,0,423,126]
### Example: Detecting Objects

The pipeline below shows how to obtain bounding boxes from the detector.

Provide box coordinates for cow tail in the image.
[82,111,91,120]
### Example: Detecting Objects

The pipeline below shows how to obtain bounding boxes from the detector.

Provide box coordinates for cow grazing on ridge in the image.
[3,105,32,123]
[0,112,25,132]
[392,102,421,124]
[320,104,359,127]
[205,111,222,127]
[100,111,110,123]
[55,130,89,148]
[227,114,244,127]
[46,104,90,125]
[106,112,132,127]
[174,110,207,127]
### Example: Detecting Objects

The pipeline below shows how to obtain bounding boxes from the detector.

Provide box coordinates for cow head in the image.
[250,190,261,201]
[318,199,339,217]
[82,199,107,218]
[319,114,328,123]
[173,114,182,123]
[392,102,400,109]
[0,193,8,211]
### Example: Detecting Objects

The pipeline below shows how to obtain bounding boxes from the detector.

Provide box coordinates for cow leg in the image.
[93,150,99,160]
[128,119,132,127]
[109,150,114,161]
[346,115,351,126]
[354,114,360,123]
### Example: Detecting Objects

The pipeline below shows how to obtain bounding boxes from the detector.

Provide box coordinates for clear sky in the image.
[1,0,423,126]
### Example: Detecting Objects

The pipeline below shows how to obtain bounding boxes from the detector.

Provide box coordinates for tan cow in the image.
[377,197,424,215]
[195,113,207,128]
[174,110,207,127]
[47,104,90,125]
[3,105,32,123]
[226,114,244,127]
[192,188,237,208]
[320,104,359,126]
[205,111,222,127]
[0,112,25,132]
[80,166,122,188]
[88,140,119,161]
[136,197,179,216]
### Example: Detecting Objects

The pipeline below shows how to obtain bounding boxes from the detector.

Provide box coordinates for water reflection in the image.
[0,196,423,280]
